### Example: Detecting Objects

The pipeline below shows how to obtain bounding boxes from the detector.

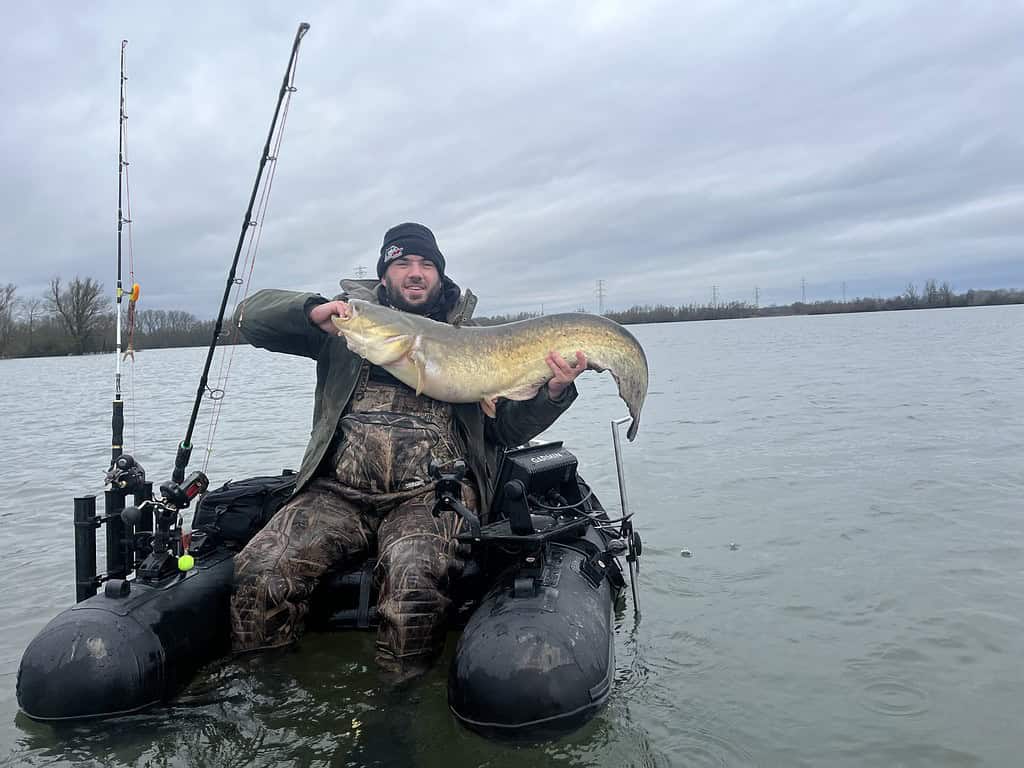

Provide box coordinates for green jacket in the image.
[234,280,577,518]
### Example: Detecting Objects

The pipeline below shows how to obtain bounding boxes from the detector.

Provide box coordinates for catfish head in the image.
[330,299,420,366]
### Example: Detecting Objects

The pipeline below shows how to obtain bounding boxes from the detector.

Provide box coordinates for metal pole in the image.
[611,417,639,614]
[611,417,631,517]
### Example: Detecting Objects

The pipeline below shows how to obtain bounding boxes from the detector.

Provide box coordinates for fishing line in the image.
[120,41,139,450]
[111,38,141,466]
[170,22,310,485]
[199,79,298,476]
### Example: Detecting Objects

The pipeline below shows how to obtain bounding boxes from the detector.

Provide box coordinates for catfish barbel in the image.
[332,300,649,440]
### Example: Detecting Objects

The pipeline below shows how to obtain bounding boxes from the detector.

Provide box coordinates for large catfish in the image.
[332,300,648,440]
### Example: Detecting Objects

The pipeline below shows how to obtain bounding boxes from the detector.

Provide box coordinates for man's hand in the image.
[309,300,351,334]
[546,350,587,399]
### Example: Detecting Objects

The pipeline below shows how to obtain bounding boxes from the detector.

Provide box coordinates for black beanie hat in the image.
[377,222,446,278]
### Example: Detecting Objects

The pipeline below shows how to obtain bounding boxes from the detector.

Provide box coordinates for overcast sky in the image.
[3,1,1023,317]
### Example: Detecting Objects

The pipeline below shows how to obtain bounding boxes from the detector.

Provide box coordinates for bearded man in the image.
[229,222,586,680]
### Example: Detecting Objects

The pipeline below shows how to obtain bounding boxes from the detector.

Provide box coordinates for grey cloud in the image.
[2,0,1022,319]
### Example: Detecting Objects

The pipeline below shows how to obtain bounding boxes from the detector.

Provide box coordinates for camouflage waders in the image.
[231,369,476,676]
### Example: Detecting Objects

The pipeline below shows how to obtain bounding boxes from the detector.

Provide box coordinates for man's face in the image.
[381,254,442,313]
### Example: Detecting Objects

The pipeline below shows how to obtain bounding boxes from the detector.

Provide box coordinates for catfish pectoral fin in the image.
[415,362,425,396]
[480,397,497,418]
[408,347,427,396]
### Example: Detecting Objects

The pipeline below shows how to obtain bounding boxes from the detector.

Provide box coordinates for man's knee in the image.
[233,527,287,585]
[380,533,449,588]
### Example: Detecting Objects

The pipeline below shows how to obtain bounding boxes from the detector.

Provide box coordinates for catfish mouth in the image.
[332,303,358,325]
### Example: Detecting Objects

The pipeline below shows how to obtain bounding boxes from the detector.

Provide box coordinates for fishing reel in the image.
[105,453,147,495]
[157,471,210,512]
[122,471,209,582]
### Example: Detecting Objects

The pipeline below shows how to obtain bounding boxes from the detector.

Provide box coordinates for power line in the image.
[353,265,367,278]
[801,277,806,303]
[754,286,759,309]
[595,280,606,314]
[711,285,718,308]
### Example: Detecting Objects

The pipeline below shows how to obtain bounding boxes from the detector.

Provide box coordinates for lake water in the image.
[1,305,1022,767]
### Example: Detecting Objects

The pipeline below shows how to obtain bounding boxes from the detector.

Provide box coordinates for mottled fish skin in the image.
[332,300,648,440]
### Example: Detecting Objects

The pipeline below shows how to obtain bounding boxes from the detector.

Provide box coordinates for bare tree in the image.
[137,308,165,336]
[18,295,43,354]
[903,282,920,307]
[939,281,954,307]
[47,276,111,354]
[165,310,196,334]
[0,283,16,356]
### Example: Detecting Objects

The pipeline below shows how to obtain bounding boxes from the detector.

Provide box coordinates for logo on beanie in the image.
[384,245,403,261]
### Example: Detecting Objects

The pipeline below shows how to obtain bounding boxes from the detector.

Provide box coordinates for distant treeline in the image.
[0,277,222,359]
[477,281,1024,326]
[2,277,1022,358]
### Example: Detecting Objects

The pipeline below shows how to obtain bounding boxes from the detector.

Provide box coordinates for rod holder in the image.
[136,480,154,531]
[104,489,130,581]
[74,496,99,603]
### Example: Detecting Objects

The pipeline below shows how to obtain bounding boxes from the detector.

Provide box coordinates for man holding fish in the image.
[230,222,602,681]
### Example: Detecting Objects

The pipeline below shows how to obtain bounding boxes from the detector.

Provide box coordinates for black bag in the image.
[193,471,297,550]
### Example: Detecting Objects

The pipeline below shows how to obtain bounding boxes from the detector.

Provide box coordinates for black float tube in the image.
[171,22,311,483]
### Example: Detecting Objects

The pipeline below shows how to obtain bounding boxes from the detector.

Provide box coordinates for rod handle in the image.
[172,441,193,484]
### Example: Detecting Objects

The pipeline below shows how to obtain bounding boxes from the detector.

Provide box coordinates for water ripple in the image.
[857,679,930,717]
[665,726,758,767]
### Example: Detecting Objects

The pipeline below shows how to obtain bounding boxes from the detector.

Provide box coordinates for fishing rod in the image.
[112,38,141,469]
[86,39,150,599]
[170,22,310,484]
[108,39,144,490]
